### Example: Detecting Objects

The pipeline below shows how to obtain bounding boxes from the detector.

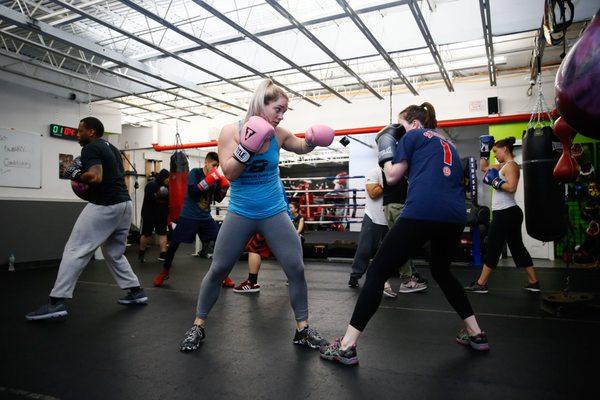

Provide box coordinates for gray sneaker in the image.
[180,325,206,352]
[399,277,428,293]
[26,302,68,321]
[464,281,489,294]
[118,289,148,305]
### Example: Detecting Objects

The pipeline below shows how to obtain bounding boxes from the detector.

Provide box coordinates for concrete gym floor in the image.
[2,244,599,400]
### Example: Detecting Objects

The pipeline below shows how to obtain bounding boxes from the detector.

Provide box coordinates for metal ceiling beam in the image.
[0,61,192,122]
[335,0,417,95]
[192,0,350,104]
[118,0,321,107]
[265,0,383,100]
[0,4,246,113]
[0,47,210,119]
[0,29,228,115]
[478,0,496,86]
[47,0,252,94]
[138,1,410,64]
[407,0,454,91]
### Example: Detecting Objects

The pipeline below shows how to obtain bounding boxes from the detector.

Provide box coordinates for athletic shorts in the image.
[245,233,272,259]
[140,211,168,236]
[171,215,220,244]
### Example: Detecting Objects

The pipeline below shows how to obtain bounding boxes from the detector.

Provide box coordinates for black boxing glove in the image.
[64,156,84,181]
[375,124,406,167]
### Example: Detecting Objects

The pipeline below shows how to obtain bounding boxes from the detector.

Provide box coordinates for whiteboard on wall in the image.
[0,128,42,189]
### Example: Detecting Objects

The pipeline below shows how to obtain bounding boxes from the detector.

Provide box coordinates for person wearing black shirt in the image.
[138,169,170,263]
[26,117,147,321]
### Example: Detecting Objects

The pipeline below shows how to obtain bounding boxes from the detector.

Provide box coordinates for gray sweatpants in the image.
[50,201,140,299]
[196,211,308,321]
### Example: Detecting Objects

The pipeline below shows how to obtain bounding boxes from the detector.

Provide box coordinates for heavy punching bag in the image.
[169,151,189,223]
[555,10,600,139]
[522,126,567,241]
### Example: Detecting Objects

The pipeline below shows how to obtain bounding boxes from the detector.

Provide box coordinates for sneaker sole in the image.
[157,258,166,261]
[180,342,202,352]
[470,342,490,351]
[398,286,428,294]
[524,288,541,292]
[293,339,322,349]
[25,310,68,321]
[118,297,148,305]
[465,289,489,294]
[383,292,397,298]
[455,338,470,346]
[233,288,260,293]
[320,353,359,365]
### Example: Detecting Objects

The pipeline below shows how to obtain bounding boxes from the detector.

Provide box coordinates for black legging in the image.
[350,217,474,331]
[163,241,181,269]
[484,205,533,269]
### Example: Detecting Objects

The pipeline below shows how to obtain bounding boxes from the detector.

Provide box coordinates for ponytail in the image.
[398,102,437,128]
[244,79,288,123]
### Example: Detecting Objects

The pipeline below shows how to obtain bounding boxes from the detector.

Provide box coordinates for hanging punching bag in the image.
[522,126,567,241]
[169,151,189,223]
[555,10,600,139]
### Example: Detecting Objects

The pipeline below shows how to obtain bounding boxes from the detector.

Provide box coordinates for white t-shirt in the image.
[364,167,387,226]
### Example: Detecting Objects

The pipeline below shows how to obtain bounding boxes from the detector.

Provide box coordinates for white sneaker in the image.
[383,283,397,298]
[399,277,427,294]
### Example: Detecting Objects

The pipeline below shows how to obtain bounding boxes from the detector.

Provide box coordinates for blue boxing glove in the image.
[483,168,505,191]
[479,135,495,160]
[64,156,84,181]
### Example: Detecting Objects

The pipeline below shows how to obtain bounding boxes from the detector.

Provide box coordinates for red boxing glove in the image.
[198,167,224,190]
[219,175,230,189]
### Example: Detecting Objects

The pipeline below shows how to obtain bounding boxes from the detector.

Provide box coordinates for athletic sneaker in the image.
[319,337,359,365]
[25,301,68,321]
[158,252,167,261]
[117,289,148,305]
[222,277,235,288]
[413,272,429,285]
[399,276,428,293]
[524,281,541,292]
[464,281,489,294]
[456,328,490,351]
[180,325,206,352]
[348,277,359,288]
[153,268,170,287]
[293,326,328,349]
[233,279,261,293]
[383,283,397,298]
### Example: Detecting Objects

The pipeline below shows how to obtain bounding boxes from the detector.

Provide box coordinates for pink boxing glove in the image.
[233,116,275,165]
[305,124,335,148]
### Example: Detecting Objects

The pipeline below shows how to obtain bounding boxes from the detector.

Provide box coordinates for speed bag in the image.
[522,126,567,241]
[168,151,189,223]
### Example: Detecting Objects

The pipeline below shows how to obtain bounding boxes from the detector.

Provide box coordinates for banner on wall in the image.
[59,154,74,179]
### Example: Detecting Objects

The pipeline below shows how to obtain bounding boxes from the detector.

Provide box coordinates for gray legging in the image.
[196,211,308,321]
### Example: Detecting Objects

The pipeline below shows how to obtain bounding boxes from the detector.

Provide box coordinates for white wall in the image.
[0,79,121,201]
[135,69,557,146]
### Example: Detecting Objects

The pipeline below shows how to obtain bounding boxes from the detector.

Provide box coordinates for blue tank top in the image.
[229,134,287,219]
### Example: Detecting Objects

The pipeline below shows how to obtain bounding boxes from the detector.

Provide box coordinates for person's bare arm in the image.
[383,161,409,185]
[81,164,102,184]
[500,162,519,193]
[217,124,246,182]
[280,127,313,154]
[366,183,383,199]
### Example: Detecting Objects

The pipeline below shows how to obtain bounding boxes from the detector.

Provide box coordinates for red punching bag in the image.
[552,117,580,182]
[555,10,600,139]
[169,151,189,222]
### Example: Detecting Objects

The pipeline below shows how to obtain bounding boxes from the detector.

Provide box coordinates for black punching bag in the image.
[522,126,567,241]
